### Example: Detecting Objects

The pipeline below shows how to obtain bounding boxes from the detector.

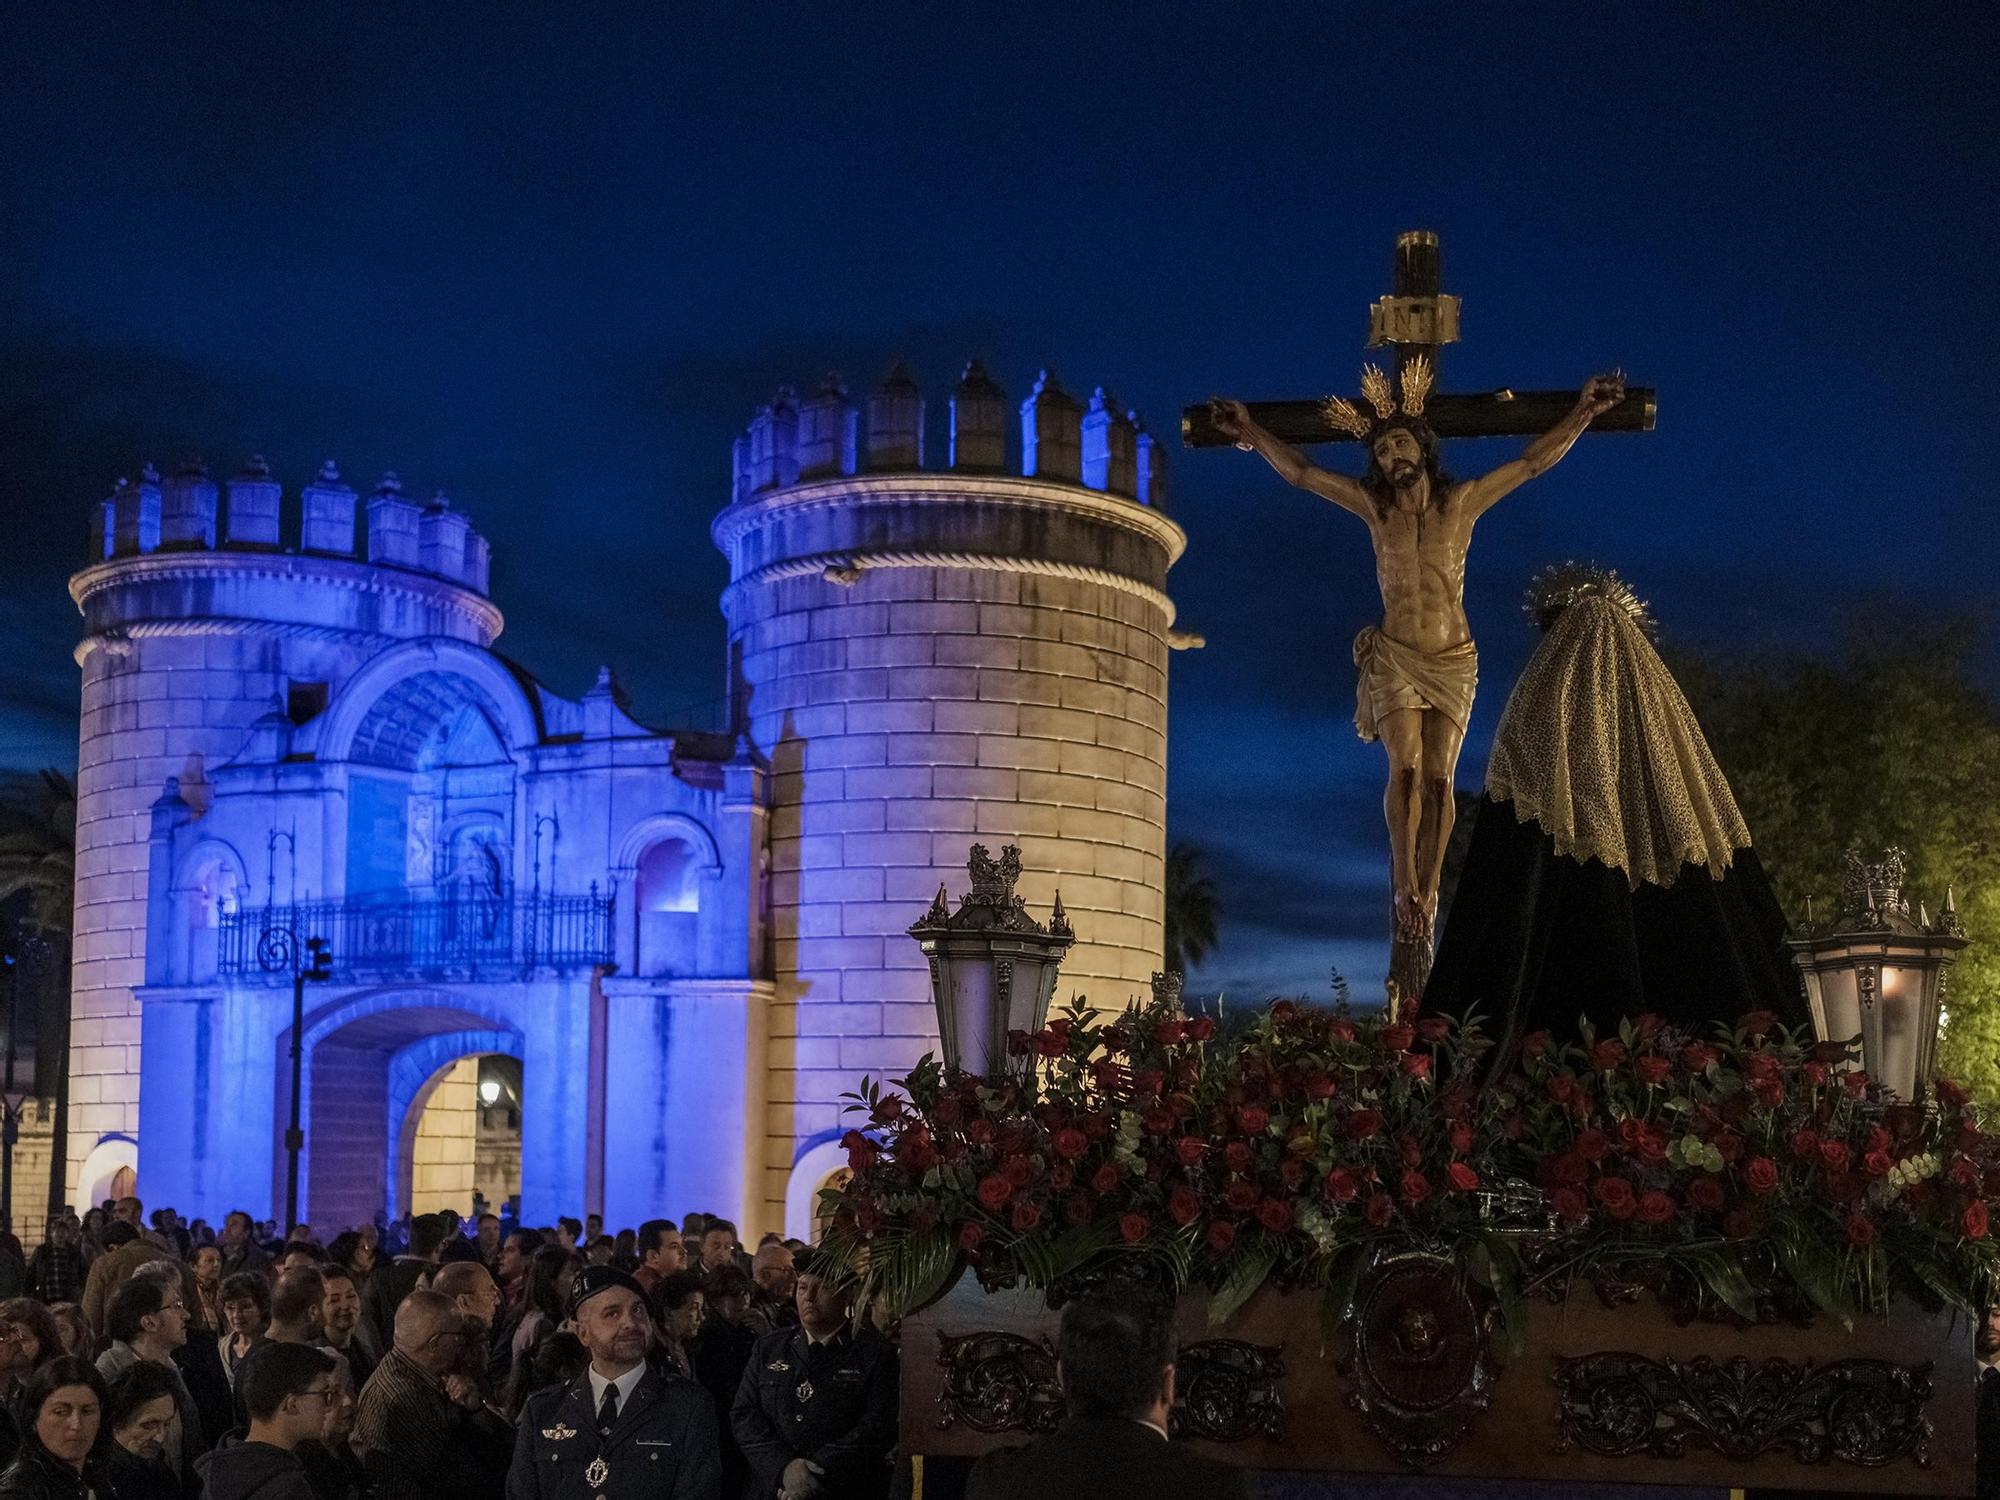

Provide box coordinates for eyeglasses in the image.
[293,1386,339,1405]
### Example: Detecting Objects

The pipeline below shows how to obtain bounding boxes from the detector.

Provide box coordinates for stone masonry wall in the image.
[735,561,1169,1222]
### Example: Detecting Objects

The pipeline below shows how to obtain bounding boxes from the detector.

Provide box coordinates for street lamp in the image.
[909,844,1074,1078]
[1789,848,1969,1100]
[258,921,333,1232]
[0,932,53,1233]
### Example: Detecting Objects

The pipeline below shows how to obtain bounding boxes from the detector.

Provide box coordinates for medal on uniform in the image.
[795,1379,814,1403]
[766,1359,790,1371]
[585,1456,610,1489]
[542,1423,576,1441]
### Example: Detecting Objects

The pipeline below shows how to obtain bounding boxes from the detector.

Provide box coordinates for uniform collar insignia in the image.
[765,1358,790,1371]
[541,1421,577,1440]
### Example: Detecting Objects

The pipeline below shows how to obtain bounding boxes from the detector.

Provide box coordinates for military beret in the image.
[566,1264,645,1320]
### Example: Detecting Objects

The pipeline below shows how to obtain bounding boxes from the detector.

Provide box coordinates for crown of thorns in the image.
[1320,355,1433,440]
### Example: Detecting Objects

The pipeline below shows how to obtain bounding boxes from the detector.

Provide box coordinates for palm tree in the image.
[0,771,75,936]
[1162,840,1221,977]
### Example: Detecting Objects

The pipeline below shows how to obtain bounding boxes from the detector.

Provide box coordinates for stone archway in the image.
[295,992,523,1234]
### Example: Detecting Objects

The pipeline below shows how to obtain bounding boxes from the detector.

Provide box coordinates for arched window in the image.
[635,838,701,977]
[183,852,243,982]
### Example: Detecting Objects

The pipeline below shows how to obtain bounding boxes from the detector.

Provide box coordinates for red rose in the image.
[1965,1201,1990,1241]
[1224,1180,1259,1211]
[1256,1198,1295,1233]
[1686,1175,1726,1212]
[1549,1152,1590,1188]
[1206,1219,1236,1253]
[1863,1149,1894,1179]
[1631,1012,1664,1041]
[840,1129,881,1172]
[1168,1187,1201,1226]
[1010,1200,1042,1231]
[977,1173,1013,1208]
[1065,1194,1094,1226]
[1446,1162,1480,1193]
[1951,1157,1981,1190]
[1680,1043,1718,1073]
[1449,1122,1475,1154]
[1593,1176,1636,1217]
[966,1119,994,1146]
[1140,1107,1173,1136]
[1399,1135,1424,1170]
[1739,1010,1778,1038]
[933,1097,962,1127]
[1753,1078,1785,1109]
[1632,1126,1668,1165]
[1278,1157,1306,1189]
[1546,1074,1577,1104]
[1937,1078,1971,1109]
[1154,1019,1186,1046]
[1744,1156,1780,1195]
[1325,1168,1361,1203]
[1379,1023,1415,1053]
[1007,1029,1032,1057]
[1714,1132,1744,1164]
[1092,1163,1119,1195]
[1819,1139,1851,1173]
[1365,1193,1394,1228]
[1052,1127,1088,1161]
[1134,1070,1166,1098]
[1634,1055,1672,1087]
[1744,1052,1781,1084]
[1521,1031,1550,1060]
[1329,1018,1357,1043]
[1401,1052,1433,1081]
[1574,1128,1608,1163]
[1224,1141,1253,1174]
[1416,1016,1452,1044]
[1119,1212,1150,1244]
[1184,1015,1217,1043]
[1048,1163,1074,1190]
[1400,1170,1432,1205]
[1552,1186,1588,1222]
[1174,1137,1205,1167]
[1237,1104,1270,1134]
[1033,1029,1066,1059]
[871,1094,903,1124]
[1343,1109,1384,1142]
[1305,1072,1337,1100]
[1635,1190,1675,1226]
[1842,1070,1870,1097]
[1004,1155,1033,1186]
[1801,1061,1828,1086]
[1590,1039,1627,1071]
[1845,1214,1877,1249]
[1788,1129,1820,1163]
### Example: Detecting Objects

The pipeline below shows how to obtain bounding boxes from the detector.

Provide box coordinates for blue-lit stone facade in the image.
[67,364,1183,1236]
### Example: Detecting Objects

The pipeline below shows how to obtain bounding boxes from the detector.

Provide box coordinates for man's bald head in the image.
[752,1241,795,1297]
[433,1261,500,1326]
[392,1288,464,1375]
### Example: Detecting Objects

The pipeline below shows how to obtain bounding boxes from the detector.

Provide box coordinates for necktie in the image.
[597,1382,620,1437]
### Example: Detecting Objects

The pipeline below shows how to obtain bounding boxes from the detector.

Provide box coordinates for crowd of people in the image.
[0,1199,898,1500]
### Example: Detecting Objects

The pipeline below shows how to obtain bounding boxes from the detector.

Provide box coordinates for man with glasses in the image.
[195,1342,338,1500]
[99,1273,206,1482]
[355,1288,511,1500]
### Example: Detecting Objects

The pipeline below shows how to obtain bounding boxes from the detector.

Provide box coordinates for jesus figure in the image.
[1210,366,1626,942]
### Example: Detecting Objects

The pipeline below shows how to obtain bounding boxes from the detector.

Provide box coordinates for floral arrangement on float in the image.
[817,990,2000,1337]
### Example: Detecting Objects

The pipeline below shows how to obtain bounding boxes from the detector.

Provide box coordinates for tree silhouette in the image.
[1163,840,1221,977]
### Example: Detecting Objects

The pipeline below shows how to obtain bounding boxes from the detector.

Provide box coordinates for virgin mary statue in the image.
[1424,566,1807,1060]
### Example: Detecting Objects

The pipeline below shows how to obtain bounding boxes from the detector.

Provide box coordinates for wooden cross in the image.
[1180,230,1656,450]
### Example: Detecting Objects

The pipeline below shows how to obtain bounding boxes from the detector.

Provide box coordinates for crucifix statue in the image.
[1187,231,1655,994]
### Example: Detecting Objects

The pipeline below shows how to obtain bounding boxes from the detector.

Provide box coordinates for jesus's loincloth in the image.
[1352,626,1479,742]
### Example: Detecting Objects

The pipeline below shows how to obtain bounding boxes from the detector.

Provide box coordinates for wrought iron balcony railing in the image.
[217,888,615,981]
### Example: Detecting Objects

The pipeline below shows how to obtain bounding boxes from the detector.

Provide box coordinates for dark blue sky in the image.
[3,4,1995,1000]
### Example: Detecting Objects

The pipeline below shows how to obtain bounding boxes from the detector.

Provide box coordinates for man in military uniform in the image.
[731,1252,898,1500]
[508,1265,722,1500]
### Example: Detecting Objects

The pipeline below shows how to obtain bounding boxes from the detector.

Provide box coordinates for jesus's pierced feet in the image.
[1393,888,1433,945]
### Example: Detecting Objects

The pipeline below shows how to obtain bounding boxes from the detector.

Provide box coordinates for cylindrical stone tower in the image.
[713,363,1184,1227]
[66,457,498,1205]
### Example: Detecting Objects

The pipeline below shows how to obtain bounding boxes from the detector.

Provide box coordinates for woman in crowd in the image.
[326,1232,375,1303]
[216,1272,270,1386]
[648,1270,705,1380]
[186,1244,224,1334]
[0,1301,64,1471]
[0,1358,108,1500]
[502,1246,577,1417]
[97,1363,180,1500]
[39,1310,86,1362]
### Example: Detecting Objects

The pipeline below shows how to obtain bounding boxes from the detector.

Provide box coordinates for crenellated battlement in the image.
[90,455,492,595]
[727,361,1169,510]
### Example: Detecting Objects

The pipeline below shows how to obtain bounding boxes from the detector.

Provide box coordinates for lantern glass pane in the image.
[1812,965,1863,1051]
[941,954,998,1075]
[1877,961,1925,1098]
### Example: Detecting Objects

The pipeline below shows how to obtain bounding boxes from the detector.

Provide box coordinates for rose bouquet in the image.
[818,994,2000,1334]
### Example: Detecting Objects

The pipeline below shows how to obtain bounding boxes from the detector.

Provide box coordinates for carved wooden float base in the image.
[900,1271,1972,1495]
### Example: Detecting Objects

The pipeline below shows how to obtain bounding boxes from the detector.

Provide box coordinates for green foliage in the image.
[0,770,75,935]
[1162,840,1221,976]
[1673,623,2000,1103]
